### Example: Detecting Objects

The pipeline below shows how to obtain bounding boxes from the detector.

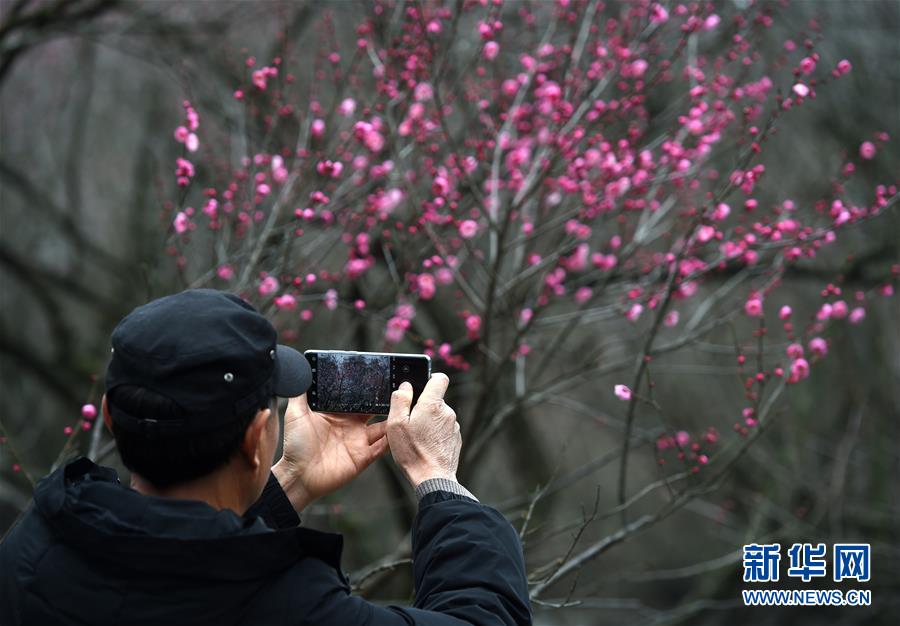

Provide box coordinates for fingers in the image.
[368,435,389,460]
[417,372,450,404]
[388,381,413,422]
[366,420,387,445]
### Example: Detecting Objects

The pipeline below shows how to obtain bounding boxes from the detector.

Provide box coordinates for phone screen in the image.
[304,350,431,414]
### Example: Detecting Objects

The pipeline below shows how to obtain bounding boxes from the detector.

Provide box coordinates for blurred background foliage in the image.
[1,1,898,624]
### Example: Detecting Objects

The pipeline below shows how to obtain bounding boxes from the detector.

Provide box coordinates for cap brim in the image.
[272,344,312,397]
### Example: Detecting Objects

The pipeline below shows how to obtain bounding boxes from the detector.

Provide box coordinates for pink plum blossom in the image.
[338,98,356,116]
[591,253,617,271]
[574,287,592,304]
[418,273,436,300]
[703,14,720,30]
[744,297,763,317]
[173,211,189,233]
[217,265,234,281]
[831,300,848,319]
[175,158,194,186]
[252,70,267,90]
[258,276,279,296]
[663,310,680,327]
[414,82,433,101]
[650,4,669,23]
[184,102,199,131]
[465,314,482,338]
[712,203,730,221]
[458,220,479,239]
[435,268,453,285]
[629,59,648,77]
[483,41,500,61]
[859,141,876,159]
[789,358,810,383]
[324,289,338,310]
[808,337,828,357]
[799,56,816,74]
[316,160,343,178]
[274,294,297,311]
[385,316,410,343]
[614,384,632,401]
[364,129,385,153]
[395,303,416,320]
[697,225,716,243]
[202,198,218,217]
[626,303,643,322]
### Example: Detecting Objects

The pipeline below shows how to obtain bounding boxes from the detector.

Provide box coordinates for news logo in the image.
[741,543,871,607]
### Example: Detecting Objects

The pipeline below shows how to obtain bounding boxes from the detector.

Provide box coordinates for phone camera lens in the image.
[402,364,411,373]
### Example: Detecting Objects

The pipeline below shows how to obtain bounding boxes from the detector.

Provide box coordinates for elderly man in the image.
[0,288,531,625]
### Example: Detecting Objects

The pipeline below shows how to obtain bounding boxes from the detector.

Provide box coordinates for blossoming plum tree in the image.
[153,0,899,606]
[4,0,892,616]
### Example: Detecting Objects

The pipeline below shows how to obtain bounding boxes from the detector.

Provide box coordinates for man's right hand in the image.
[386,373,462,489]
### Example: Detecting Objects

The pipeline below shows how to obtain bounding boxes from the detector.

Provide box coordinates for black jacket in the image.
[0,457,531,625]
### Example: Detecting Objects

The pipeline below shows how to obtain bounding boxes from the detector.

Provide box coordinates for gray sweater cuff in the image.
[414,477,479,502]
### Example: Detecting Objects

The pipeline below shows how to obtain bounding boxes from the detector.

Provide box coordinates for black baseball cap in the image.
[104,288,311,436]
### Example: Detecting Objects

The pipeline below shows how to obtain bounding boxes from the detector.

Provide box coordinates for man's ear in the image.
[240,408,271,470]
[101,394,113,434]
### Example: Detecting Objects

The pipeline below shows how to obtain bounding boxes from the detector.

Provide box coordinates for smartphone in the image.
[304,350,432,414]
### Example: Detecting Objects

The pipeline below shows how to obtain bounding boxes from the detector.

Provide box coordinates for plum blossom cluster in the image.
[53,402,99,440]
[162,1,897,479]
[656,427,719,472]
[173,100,200,155]
[728,266,896,439]
[385,303,416,344]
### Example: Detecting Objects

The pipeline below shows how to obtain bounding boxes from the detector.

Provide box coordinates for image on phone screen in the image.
[304,350,431,414]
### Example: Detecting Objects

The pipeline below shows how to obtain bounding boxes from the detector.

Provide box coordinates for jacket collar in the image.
[33,457,345,581]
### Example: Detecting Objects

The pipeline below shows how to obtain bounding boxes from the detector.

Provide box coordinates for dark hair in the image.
[106,385,278,489]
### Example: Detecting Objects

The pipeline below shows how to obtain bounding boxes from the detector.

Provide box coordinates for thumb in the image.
[285,393,310,421]
[388,382,413,423]
[418,372,450,404]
